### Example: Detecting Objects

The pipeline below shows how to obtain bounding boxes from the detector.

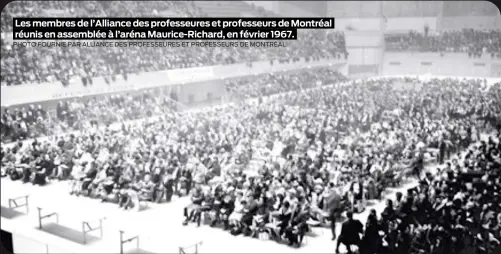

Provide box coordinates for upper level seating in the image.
[384,29,501,58]
[225,68,347,99]
[0,1,346,87]
[193,1,270,17]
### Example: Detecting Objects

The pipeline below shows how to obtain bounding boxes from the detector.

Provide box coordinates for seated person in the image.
[18,155,33,184]
[6,155,23,180]
[3,160,22,180]
[138,173,156,201]
[55,153,72,180]
[309,185,328,223]
[241,194,260,234]
[37,154,54,181]
[211,194,235,229]
[99,174,127,203]
[183,187,204,226]
[1,163,8,178]
[88,166,112,198]
[270,201,293,239]
[250,194,271,237]
[285,203,310,247]
[200,191,215,224]
[162,171,176,202]
[75,161,98,196]
[130,175,144,192]
[30,156,48,186]
[49,153,61,179]
[69,161,87,195]
[228,191,246,227]
[118,186,140,211]
[95,163,117,197]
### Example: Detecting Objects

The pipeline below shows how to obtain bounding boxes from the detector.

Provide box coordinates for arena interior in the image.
[1,1,501,254]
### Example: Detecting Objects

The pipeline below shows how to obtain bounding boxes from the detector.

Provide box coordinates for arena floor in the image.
[0,176,421,254]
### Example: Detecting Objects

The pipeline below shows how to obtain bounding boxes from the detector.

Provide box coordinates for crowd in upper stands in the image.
[0,1,347,86]
[2,66,500,251]
[225,68,348,99]
[2,2,500,87]
[385,29,501,58]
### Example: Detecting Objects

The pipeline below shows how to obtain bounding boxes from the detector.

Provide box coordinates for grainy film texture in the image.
[0,1,500,254]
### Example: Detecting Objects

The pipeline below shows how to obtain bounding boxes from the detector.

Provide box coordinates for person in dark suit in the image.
[411,151,425,180]
[361,209,381,254]
[211,194,234,229]
[163,171,175,202]
[438,138,447,164]
[241,194,259,231]
[285,203,310,247]
[336,211,363,254]
[326,184,342,240]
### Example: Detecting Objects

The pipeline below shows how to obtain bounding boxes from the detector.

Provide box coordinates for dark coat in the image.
[340,219,364,245]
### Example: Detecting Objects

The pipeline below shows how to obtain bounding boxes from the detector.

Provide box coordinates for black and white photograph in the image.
[0,1,500,254]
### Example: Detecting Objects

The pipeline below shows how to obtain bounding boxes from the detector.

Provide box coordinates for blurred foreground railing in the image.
[179,241,203,254]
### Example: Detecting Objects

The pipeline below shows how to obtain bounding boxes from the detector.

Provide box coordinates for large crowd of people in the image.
[0,1,347,86]
[2,66,500,252]
[1,2,501,253]
[179,76,501,250]
[346,133,501,254]
[225,68,348,99]
[385,29,501,58]
[0,68,347,143]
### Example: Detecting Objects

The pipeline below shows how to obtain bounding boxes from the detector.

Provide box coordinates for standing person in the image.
[326,183,342,240]
[439,138,447,164]
[411,150,425,180]
[163,170,175,202]
[180,167,193,196]
[361,209,381,254]
[336,211,363,254]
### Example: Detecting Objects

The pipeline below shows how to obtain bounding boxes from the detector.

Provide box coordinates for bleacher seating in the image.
[384,29,501,58]
[0,1,346,87]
